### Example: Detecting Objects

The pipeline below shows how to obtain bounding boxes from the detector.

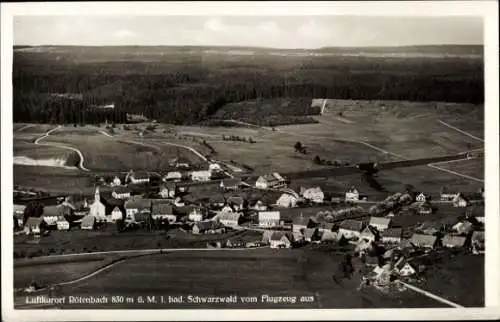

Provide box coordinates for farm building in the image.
[382,228,403,244]
[218,212,241,227]
[269,231,293,249]
[276,193,299,208]
[152,203,176,223]
[125,199,152,220]
[89,186,107,221]
[360,226,378,243]
[452,221,474,235]
[409,234,437,249]
[23,217,45,235]
[345,187,359,202]
[164,171,182,182]
[471,231,485,254]
[227,196,245,211]
[56,216,70,231]
[188,207,204,222]
[109,206,125,222]
[210,195,226,208]
[220,179,242,191]
[81,215,96,230]
[255,173,286,189]
[128,171,150,184]
[338,220,364,239]
[192,221,225,235]
[258,211,281,227]
[301,187,324,203]
[369,217,391,232]
[159,183,177,199]
[441,235,467,248]
[191,170,211,182]
[452,193,469,208]
[112,186,132,200]
[292,215,318,233]
[42,205,60,226]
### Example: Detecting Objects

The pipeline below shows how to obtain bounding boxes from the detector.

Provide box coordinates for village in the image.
[14,157,485,293]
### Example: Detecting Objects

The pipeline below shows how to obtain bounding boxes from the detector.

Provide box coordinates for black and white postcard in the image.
[1,1,499,321]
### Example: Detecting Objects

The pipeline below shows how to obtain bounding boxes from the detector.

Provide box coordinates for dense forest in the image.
[13,45,484,126]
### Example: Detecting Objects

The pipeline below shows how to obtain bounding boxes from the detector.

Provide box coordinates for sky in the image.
[14,16,483,49]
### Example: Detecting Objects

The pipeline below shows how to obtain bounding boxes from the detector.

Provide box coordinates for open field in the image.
[13,229,263,259]
[16,249,448,309]
[13,165,93,194]
[434,158,484,181]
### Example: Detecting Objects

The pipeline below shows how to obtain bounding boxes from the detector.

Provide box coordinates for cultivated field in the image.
[434,158,484,181]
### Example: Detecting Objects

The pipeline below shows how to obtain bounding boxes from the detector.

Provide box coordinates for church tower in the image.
[94,186,100,202]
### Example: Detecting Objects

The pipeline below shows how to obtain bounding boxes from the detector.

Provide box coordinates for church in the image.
[89,186,106,221]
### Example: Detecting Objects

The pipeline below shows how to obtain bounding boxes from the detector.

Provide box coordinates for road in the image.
[33,126,90,172]
[438,120,484,142]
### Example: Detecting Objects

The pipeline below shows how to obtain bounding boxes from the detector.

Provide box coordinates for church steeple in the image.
[95,186,100,202]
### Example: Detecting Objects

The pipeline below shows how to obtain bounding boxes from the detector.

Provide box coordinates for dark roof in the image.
[43,205,60,217]
[210,195,226,203]
[125,199,152,210]
[162,182,177,190]
[442,234,467,247]
[152,203,174,215]
[113,186,132,194]
[194,220,222,231]
[369,217,391,227]
[472,231,484,242]
[383,228,403,238]
[318,221,334,230]
[25,217,43,226]
[339,219,363,232]
[222,179,242,187]
[132,171,150,179]
[409,234,437,247]
[228,196,244,205]
[175,205,197,215]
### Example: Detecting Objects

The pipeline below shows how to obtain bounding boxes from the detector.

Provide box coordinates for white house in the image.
[56,216,70,231]
[129,171,150,184]
[381,228,402,244]
[111,176,122,187]
[338,220,364,239]
[188,208,204,222]
[124,199,152,222]
[415,193,428,203]
[191,170,211,182]
[301,187,324,203]
[218,212,241,227]
[255,173,286,189]
[269,232,293,249]
[359,226,378,243]
[89,186,107,221]
[109,206,124,222]
[345,187,360,202]
[159,183,177,199]
[112,186,131,200]
[452,193,469,208]
[276,193,298,208]
[368,217,391,232]
[164,171,182,182]
[395,258,417,277]
[258,211,281,227]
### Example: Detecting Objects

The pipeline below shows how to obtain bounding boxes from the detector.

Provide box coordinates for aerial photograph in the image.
[11,14,485,310]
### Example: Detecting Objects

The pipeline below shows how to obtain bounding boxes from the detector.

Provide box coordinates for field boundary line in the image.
[427,164,484,183]
[396,280,464,308]
[17,124,35,132]
[438,120,484,142]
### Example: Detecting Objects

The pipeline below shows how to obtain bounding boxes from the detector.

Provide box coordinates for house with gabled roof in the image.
[112,186,132,200]
[338,219,364,239]
[360,225,378,243]
[415,192,429,203]
[56,216,70,231]
[218,212,241,227]
[129,171,150,184]
[441,234,467,248]
[369,217,391,232]
[345,186,360,202]
[109,206,125,222]
[382,228,403,244]
[301,187,324,204]
[188,207,204,222]
[394,258,417,277]
[453,193,469,208]
[191,170,211,182]
[24,217,46,235]
[409,233,437,249]
[159,182,177,199]
[164,171,182,182]
[124,198,152,222]
[270,231,293,249]
[152,203,176,223]
[276,192,299,208]
[255,173,286,189]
